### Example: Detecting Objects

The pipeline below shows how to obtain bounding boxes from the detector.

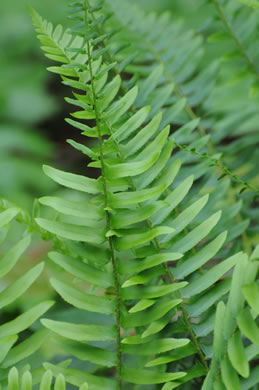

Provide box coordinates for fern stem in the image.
[85,0,128,97]
[212,0,259,76]
[148,227,209,371]
[82,5,249,376]
[84,4,122,388]
[163,263,209,371]
[102,119,209,370]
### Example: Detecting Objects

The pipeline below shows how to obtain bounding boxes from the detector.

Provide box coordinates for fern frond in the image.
[0,203,54,384]
[29,2,259,389]
[103,0,259,218]
[236,0,259,8]
[203,245,259,389]
[4,367,88,390]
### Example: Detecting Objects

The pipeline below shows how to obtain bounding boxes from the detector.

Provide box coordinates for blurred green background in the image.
[0,0,70,208]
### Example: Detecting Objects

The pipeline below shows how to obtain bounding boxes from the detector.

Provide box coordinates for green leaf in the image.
[0,263,44,309]
[174,232,227,279]
[135,139,174,189]
[146,344,196,367]
[236,0,259,8]
[169,211,222,253]
[119,252,182,274]
[99,75,121,111]
[47,66,77,77]
[39,370,53,390]
[242,282,259,315]
[152,175,193,225]
[153,158,181,190]
[228,331,249,378]
[214,302,226,360]
[21,371,32,390]
[122,112,162,158]
[160,194,209,244]
[162,98,186,128]
[0,208,19,227]
[135,64,164,107]
[187,278,231,317]
[65,118,97,136]
[111,202,165,229]
[122,282,187,299]
[137,126,170,160]
[50,278,114,314]
[123,338,189,355]
[54,374,66,390]
[0,335,18,363]
[0,235,31,279]
[121,267,162,287]
[221,356,241,390]
[122,299,181,328]
[112,106,150,142]
[224,256,248,338]
[237,307,259,344]
[128,299,155,313]
[109,184,166,208]
[182,251,244,298]
[2,328,50,368]
[62,79,90,92]
[0,301,54,338]
[8,367,19,390]
[43,363,115,390]
[105,151,160,179]
[114,226,175,251]
[71,109,96,120]
[121,366,186,385]
[161,383,180,390]
[142,315,171,338]
[67,139,98,160]
[39,197,103,220]
[41,319,116,341]
[208,32,230,42]
[43,165,102,194]
[61,340,116,367]
[48,252,112,288]
[36,218,105,244]
[104,86,138,125]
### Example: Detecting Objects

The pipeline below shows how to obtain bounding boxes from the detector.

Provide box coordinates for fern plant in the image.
[0,0,258,389]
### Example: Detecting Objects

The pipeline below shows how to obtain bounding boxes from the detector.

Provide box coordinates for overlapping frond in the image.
[202,245,259,390]
[83,0,256,255]
[27,1,259,389]
[0,202,54,385]
[27,4,258,389]
[205,0,259,174]
[3,367,88,390]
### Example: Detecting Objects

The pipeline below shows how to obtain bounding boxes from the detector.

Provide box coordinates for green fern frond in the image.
[0,203,54,384]
[203,245,259,389]
[3,367,88,390]
[28,1,259,389]
[236,0,259,8]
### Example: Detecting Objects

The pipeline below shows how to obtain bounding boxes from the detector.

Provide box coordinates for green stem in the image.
[104,121,208,371]
[84,4,122,389]
[163,263,209,371]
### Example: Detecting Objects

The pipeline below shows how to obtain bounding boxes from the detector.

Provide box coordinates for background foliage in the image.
[0,0,258,389]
